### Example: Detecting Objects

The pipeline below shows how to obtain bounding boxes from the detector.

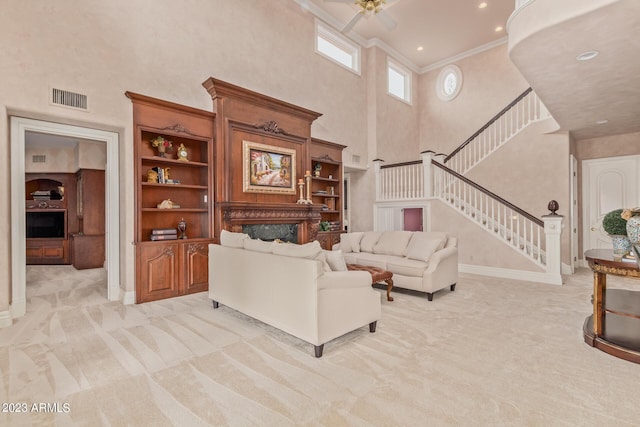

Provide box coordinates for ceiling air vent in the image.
[51,88,88,110]
[32,155,46,163]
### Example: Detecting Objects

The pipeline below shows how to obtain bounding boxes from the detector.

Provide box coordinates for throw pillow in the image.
[315,251,332,273]
[272,240,323,259]
[405,234,444,263]
[373,231,414,256]
[243,238,274,253]
[340,232,364,253]
[220,229,249,248]
[325,250,348,271]
[360,231,383,253]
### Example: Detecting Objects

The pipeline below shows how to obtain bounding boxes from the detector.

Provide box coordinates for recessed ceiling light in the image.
[479,2,488,9]
[495,26,503,32]
[596,119,608,125]
[417,46,424,51]
[576,50,599,61]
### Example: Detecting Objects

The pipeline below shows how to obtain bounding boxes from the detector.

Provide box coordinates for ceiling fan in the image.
[325,0,399,33]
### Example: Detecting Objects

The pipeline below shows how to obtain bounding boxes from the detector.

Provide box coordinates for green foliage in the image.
[602,209,628,235]
[319,221,330,232]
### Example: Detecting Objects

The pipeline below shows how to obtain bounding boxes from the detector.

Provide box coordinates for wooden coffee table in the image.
[347,264,394,301]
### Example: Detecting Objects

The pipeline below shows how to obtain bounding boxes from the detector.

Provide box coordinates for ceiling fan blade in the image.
[377,9,397,31]
[342,12,363,32]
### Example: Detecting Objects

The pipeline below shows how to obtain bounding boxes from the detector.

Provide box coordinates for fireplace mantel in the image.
[219,201,324,243]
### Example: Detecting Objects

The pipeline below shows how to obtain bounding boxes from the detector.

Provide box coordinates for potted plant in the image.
[319,221,330,232]
[602,209,632,256]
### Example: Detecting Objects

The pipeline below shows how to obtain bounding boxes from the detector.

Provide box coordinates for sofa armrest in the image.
[317,271,371,290]
[331,243,342,251]
[425,246,457,274]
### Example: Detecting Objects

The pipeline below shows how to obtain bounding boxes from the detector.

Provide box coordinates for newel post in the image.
[420,151,434,198]
[542,200,563,285]
[373,159,384,201]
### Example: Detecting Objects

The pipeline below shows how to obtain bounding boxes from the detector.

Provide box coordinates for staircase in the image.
[443,88,550,175]
[374,88,562,284]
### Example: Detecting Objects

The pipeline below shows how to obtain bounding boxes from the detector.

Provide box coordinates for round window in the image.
[436,65,463,101]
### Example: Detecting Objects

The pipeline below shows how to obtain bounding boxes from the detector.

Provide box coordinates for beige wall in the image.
[419,44,530,154]
[0,0,416,312]
[25,146,76,173]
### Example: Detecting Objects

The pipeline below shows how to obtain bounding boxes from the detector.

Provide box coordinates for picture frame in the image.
[243,140,296,194]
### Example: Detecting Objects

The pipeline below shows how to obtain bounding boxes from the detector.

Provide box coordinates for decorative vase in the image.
[626,216,640,244]
[611,235,632,256]
[156,144,166,157]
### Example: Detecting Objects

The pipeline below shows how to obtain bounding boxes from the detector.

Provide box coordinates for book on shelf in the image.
[151,228,178,235]
[150,234,178,241]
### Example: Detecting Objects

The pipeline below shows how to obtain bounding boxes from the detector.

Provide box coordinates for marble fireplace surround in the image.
[219,201,324,244]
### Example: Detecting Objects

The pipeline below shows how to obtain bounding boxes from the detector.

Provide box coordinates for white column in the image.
[373,159,384,201]
[542,214,564,285]
[420,151,434,198]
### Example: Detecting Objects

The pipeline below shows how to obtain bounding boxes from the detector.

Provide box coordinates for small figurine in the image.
[147,169,159,183]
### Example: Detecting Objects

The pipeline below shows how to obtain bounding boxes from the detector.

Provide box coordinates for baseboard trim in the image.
[459,264,563,285]
[121,290,135,305]
[0,310,12,328]
[10,298,26,319]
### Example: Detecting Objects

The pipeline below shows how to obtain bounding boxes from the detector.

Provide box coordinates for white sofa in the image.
[208,232,382,357]
[334,231,458,301]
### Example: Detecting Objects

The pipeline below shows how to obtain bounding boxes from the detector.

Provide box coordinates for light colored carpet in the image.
[1,265,639,426]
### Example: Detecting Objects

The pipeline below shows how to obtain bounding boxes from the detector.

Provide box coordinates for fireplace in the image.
[219,201,323,244]
[242,224,298,243]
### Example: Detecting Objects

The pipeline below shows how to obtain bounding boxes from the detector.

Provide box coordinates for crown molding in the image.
[294,0,508,75]
[420,37,509,73]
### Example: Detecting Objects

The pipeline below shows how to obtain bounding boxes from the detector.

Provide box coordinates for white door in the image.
[583,155,640,252]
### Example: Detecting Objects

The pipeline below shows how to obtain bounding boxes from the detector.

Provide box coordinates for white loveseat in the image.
[334,231,458,301]
[208,231,382,357]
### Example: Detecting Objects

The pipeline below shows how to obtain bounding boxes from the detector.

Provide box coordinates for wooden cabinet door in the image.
[316,232,331,250]
[182,242,209,294]
[137,243,180,302]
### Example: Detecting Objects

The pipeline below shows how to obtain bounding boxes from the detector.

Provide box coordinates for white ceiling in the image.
[302,0,515,71]
[299,0,640,141]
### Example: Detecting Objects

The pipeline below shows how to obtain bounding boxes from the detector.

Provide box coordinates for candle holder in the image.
[305,172,313,204]
[296,179,308,204]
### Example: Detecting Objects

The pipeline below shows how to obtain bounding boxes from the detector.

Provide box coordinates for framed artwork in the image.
[243,141,296,194]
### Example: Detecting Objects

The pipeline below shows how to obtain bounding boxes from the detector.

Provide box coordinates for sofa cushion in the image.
[343,252,358,265]
[386,258,429,277]
[360,232,383,253]
[404,235,444,262]
[339,232,364,253]
[243,238,274,253]
[220,230,250,248]
[325,250,348,271]
[352,252,396,270]
[373,231,414,257]
[315,251,332,273]
[272,240,322,259]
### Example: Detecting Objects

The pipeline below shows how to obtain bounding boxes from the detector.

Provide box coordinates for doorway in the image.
[582,155,640,253]
[403,208,423,232]
[10,117,121,321]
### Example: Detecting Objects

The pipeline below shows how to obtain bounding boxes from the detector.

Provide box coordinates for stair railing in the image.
[432,159,546,266]
[444,87,550,174]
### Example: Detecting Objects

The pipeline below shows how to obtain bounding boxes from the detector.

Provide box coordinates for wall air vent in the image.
[51,88,88,110]
[352,155,361,164]
[32,155,46,163]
